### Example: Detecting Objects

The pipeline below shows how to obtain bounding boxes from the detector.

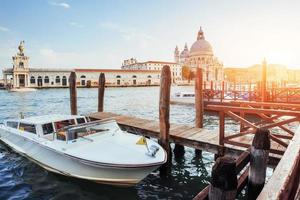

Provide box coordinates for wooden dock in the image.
[68,66,300,199]
[88,111,283,163]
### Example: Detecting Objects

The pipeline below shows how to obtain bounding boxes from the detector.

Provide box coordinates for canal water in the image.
[0,86,248,200]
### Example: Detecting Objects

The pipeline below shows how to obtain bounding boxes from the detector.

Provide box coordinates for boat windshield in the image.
[61,120,119,141]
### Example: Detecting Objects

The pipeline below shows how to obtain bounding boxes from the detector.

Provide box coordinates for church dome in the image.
[189,27,213,57]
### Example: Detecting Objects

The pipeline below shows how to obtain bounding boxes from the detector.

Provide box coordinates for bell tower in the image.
[13,41,29,70]
[174,46,180,63]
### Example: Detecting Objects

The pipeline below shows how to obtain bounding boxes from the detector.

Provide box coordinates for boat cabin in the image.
[4,115,120,143]
[4,115,95,142]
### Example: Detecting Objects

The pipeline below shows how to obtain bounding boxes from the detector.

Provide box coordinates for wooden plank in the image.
[175,128,203,138]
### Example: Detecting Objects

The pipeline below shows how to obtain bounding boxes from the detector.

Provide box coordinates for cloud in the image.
[0,26,9,32]
[99,21,155,48]
[69,22,84,28]
[49,1,70,9]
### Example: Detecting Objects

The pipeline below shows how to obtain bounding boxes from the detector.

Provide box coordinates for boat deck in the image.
[88,112,283,163]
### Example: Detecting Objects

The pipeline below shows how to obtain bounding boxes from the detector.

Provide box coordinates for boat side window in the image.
[183,94,194,97]
[42,123,54,135]
[19,123,36,134]
[7,121,18,129]
[76,117,86,124]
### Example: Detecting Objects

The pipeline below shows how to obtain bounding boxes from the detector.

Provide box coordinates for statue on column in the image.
[18,41,25,55]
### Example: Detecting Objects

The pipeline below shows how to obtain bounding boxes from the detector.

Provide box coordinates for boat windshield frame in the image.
[54,119,118,143]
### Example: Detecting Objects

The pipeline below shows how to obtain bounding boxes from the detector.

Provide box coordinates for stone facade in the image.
[2,42,161,88]
[121,59,182,83]
[174,27,224,82]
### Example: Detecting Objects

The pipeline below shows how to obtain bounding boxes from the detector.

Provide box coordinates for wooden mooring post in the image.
[98,73,105,112]
[195,67,204,128]
[69,71,77,115]
[248,128,270,200]
[221,81,225,102]
[195,67,204,156]
[159,65,172,175]
[209,156,238,200]
[261,59,267,102]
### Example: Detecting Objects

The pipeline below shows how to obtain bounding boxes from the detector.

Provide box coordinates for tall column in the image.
[24,74,26,87]
[4,75,6,85]
[13,74,17,88]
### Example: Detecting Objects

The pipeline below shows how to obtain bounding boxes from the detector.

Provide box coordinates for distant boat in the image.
[8,88,37,92]
[0,114,166,186]
[171,91,195,104]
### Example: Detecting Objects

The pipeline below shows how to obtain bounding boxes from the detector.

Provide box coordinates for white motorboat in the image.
[171,91,195,104]
[0,114,166,186]
[9,88,37,92]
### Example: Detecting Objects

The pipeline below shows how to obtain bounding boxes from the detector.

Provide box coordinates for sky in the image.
[0,0,300,71]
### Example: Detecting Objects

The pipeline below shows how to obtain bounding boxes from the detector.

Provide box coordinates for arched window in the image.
[116,75,121,78]
[147,75,152,78]
[80,75,86,79]
[55,76,60,83]
[62,76,67,86]
[132,75,137,78]
[19,62,24,68]
[30,76,35,84]
[44,76,49,84]
[37,76,43,86]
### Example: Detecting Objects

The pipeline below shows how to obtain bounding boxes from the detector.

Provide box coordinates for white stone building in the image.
[2,42,161,88]
[121,59,182,83]
[174,27,224,81]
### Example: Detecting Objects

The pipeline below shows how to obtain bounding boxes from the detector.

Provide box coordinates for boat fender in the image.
[146,145,159,157]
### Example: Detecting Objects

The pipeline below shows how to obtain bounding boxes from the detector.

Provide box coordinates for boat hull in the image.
[0,129,160,186]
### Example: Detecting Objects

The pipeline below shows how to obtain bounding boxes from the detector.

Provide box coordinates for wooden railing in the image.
[257,126,300,200]
[207,104,300,156]
[201,81,300,103]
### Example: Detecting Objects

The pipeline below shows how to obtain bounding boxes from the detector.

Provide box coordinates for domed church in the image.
[174,27,224,81]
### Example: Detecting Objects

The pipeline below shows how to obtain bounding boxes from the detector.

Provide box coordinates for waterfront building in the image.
[121,59,182,83]
[224,64,291,84]
[174,27,224,82]
[2,42,160,88]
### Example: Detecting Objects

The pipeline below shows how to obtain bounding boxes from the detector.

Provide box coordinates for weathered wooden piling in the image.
[174,144,185,158]
[221,81,225,102]
[209,156,238,200]
[98,73,105,112]
[158,65,172,175]
[261,59,267,102]
[195,67,203,128]
[248,128,270,200]
[69,71,77,115]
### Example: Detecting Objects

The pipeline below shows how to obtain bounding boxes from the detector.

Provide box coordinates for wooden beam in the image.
[207,105,300,117]
[225,110,259,129]
[261,117,299,130]
[270,134,289,148]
